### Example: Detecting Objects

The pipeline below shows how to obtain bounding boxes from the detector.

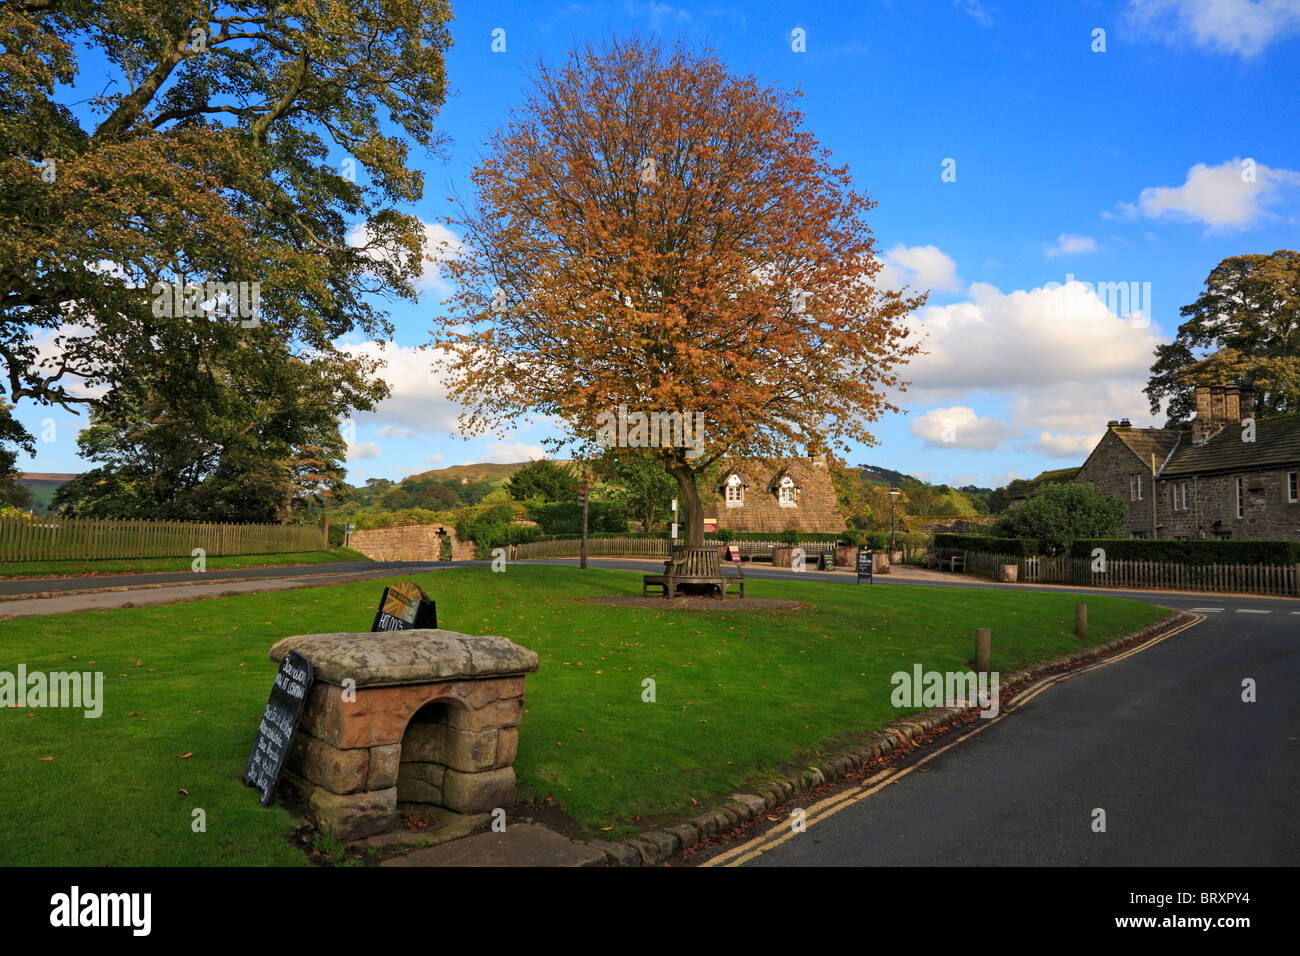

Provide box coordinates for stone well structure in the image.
[268,629,539,840]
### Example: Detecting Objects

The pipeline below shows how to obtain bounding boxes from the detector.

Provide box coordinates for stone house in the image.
[701,458,847,534]
[1073,385,1300,540]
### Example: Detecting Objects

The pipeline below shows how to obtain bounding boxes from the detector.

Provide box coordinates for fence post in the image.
[975,627,991,675]
[1075,602,1087,640]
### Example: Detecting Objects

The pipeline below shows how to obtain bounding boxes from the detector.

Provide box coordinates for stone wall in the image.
[348,524,475,562]
[1157,470,1300,540]
[1073,430,1154,537]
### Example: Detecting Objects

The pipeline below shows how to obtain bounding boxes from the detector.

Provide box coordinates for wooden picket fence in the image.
[509,537,850,561]
[962,551,1300,596]
[0,515,328,562]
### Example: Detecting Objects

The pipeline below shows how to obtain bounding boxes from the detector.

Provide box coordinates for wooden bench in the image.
[643,545,745,599]
[924,547,966,572]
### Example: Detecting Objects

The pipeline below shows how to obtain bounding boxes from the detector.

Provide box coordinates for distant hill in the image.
[18,473,78,513]
[400,461,534,485]
[858,463,919,486]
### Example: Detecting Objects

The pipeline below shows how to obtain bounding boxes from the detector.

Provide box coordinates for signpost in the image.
[820,549,836,571]
[371,581,438,632]
[243,650,314,806]
[726,544,741,563]
[577,488,589,570]
[857,547,874,585]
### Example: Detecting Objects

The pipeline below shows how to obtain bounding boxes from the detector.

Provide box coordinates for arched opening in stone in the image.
[396,700,460,810]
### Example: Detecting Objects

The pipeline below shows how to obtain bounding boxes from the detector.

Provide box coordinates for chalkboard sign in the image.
[243,650,314,807]
[819,550,836,572]
[372,581,437,632]
[857,548,874,585]
[726,545,741,563]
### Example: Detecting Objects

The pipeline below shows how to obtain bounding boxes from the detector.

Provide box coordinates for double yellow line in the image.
[700,613,1204,867]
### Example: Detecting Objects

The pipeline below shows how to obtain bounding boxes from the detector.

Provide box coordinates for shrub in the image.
[991,482,1125,555]
[1070,538,1300,565]
[779,528,801,545]
[933,533,1040,556]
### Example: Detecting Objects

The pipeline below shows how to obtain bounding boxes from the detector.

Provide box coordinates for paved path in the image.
[0,560,448,597]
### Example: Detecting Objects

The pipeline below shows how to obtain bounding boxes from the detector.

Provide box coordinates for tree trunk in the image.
[667,462,704,546]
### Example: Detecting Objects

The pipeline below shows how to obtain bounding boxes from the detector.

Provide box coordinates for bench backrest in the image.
[670,546,720,576]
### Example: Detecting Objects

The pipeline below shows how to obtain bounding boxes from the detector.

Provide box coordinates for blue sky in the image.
[18,0,1300,488]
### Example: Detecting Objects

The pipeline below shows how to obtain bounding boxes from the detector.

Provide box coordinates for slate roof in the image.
[1111,427,1184,467]
[1161,414,1300,478]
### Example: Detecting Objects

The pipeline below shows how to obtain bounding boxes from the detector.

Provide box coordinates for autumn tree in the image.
[433,37,925,544]
[1146,250,1299,425]
[1,1,450,450]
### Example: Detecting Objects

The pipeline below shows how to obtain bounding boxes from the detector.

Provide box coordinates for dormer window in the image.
[725,473,744,507]
[778,475,797,507]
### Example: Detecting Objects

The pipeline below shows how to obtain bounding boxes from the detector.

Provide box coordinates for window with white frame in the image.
[1171,482,1179,511]
[778,475,797,507]
[724,474,744,507]
[1236,476,1244,519]
[1289,471,1298,503]
[1130,474,1143,501]
[1172,481,1189,511]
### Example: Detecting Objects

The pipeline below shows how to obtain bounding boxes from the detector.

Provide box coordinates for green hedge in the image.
[933,533,1040,556]
[1070,538,1300,565]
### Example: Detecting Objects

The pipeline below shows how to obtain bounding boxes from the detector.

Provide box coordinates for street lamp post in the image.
[888,486,900,551]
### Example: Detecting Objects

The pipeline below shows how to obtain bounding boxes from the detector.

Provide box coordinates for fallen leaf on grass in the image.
[175,752,193,759]
[178,788,189,796]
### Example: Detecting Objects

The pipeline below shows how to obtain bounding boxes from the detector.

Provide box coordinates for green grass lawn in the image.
[0,565,1170,864]
[0,548,369,579]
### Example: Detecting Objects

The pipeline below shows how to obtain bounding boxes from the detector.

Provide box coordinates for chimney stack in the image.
[1210,386,1226,429]
[1225,384,1241,423]
[1240,386,1255,423]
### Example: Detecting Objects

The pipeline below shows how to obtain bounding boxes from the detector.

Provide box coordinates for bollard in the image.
[1076,602,1087,640]
[975,627,991,675]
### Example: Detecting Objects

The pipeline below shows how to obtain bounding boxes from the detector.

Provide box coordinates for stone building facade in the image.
[1073,385,1300,540]
[701,458,847,534]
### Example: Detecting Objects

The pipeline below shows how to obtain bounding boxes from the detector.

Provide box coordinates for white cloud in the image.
[1117,158,1300,229]
[339,342,465,438]
[1016,430,1106,457]
[909,406,1018,450]
[476,440,547,463]
[345,219,463,294]
[1044,233,1098,258]
[879,244,964,294]
[346,441,381,460]
[1126,0,1300,57]
[377,424,413,439]
[896,279,1165,464]
[903,281,1162,396]
[423,453,444,464]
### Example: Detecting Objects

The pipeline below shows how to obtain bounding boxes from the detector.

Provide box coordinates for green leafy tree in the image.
[507,459,578,503]
[0,405,33,510]
[1,0,450,448]
[53,349,353,521]
[1146,250,1300,425]
[992,482,1125,555]
[594,450,676,533]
